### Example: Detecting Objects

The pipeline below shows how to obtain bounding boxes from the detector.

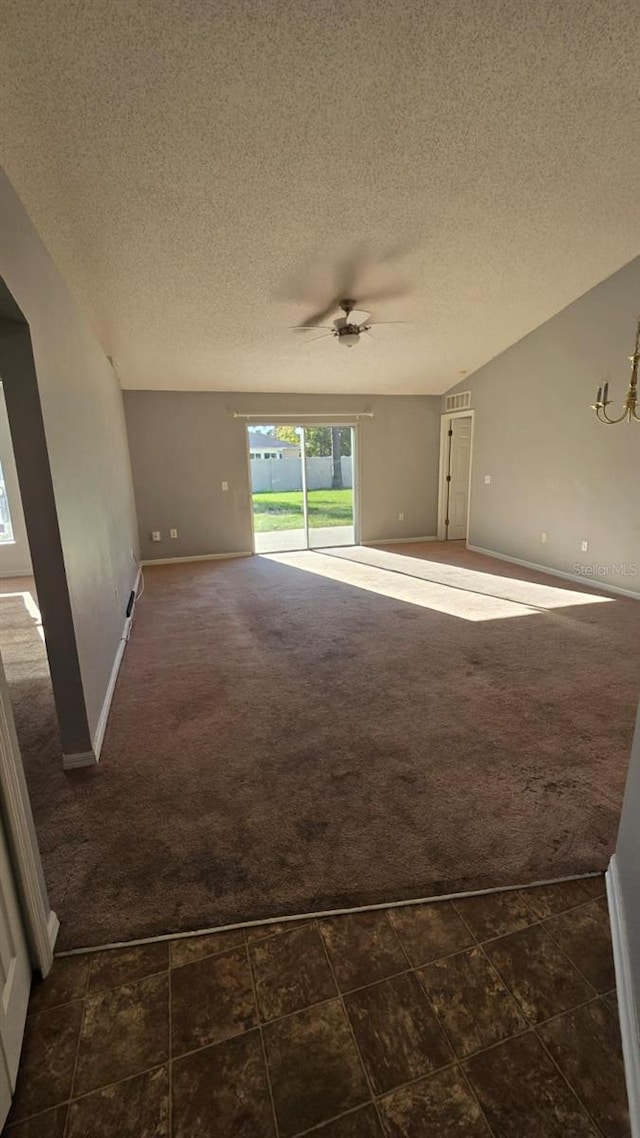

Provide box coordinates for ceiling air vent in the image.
[445,391,471,412]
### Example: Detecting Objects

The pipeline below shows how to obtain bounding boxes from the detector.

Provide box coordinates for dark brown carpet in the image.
[6,546,640,951]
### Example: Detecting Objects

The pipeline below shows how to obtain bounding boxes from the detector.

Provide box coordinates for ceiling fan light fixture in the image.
[339,330,360,348]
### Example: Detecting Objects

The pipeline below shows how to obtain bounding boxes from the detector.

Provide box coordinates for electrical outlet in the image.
[398,512,404,522]
[221,481,229,491]
[151,531,161,542]
[170,528,178,539]
[581,540,589,552]
[541,531,548,544]
[484,474,491,484]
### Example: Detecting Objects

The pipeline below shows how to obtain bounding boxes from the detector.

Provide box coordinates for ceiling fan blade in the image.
[370,320,410,326]
[299,300,340,327]
[349,310,370,326]
[290,325,334,331]
[299,332,334,345]
[357,284,409,304]
[333,244,368,300]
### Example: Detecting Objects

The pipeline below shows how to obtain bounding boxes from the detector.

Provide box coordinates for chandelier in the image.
[592,315,640,424]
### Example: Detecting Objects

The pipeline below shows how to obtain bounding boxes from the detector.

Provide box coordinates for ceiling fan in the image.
[292,299,406,348]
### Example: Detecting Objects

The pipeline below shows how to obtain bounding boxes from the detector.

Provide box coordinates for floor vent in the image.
[445,391,471,412]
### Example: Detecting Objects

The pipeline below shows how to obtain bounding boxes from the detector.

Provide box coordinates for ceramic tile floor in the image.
[4,875,630,1138]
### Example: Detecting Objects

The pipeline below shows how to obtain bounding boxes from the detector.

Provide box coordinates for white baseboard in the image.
[362,535,438,547]
[92,568,141,760]
[467,545,640,601]
[0,567,33,579]
[141,551,252,567]
[607,855,640,1137]
[62,750,97,770]
[47,911,60,955]
[92,637,127,760]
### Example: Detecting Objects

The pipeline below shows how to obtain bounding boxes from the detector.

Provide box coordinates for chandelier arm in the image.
[596,405,630,424]
[591,313,640,426]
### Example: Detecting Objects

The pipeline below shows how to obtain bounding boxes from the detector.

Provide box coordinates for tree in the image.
[274,425,351,488]
[303,427,330,457]
[331,427,343,489]
[274,425,301,448]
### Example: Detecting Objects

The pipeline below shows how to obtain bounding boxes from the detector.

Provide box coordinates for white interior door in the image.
[446,416,472,540]
[0,814,31,1127]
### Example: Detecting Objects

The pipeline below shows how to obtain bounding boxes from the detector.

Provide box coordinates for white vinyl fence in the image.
[250,456,353,493]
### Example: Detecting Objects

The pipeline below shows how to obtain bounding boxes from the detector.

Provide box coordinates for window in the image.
[0,461,14,544]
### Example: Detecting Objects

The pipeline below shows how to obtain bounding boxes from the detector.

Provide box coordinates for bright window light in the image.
[0,460,15,544]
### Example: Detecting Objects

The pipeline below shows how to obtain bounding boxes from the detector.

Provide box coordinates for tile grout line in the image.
[15,884,615,1134]
[456,1063,499,1138]
[11,954,617,1130]
[533,1026,609,1138]
[288,1100,379,1138]
[29,965,174,1129]
[470,934,609,1135]
[383,893,616,1135]
[382,904,500,1138]
[14,1063,170,1123]
[450,889,606,951]
[245,932,281,1138]
[62,948,93,1137]
[540,903,608,996]
[34,890,606,1026]
[485,915,599,1007]
[316,924,385,1134]
[27,963,171,1015]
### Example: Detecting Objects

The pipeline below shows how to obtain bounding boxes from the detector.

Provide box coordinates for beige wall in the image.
[444,256,640,596]
[0,169,139,746]
[124,391,441,560]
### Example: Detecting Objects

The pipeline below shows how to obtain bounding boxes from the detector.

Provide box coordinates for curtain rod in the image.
[232,411,374,420]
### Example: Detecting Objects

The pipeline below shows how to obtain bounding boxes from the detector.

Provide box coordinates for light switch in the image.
[484,474,491,484]
[151,531,161,542]
[221,481,229,491]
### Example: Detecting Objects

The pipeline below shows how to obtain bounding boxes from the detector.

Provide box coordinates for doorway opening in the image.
[438,411,474,541]
[0,383,59,774]
[248,425,356,553]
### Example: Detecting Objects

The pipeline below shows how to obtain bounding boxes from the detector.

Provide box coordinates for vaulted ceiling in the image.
[1,1,639,394]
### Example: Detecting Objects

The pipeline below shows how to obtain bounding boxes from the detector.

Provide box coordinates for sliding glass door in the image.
[305,426,354,549]
[249,425,355,553]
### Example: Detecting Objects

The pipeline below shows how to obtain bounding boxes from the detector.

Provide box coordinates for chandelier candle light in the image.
[592,315,640,424]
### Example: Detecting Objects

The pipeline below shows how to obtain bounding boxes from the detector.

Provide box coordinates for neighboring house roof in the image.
[247,431,297,450]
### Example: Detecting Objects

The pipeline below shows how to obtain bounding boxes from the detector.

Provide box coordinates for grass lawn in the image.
[252,489,353,532]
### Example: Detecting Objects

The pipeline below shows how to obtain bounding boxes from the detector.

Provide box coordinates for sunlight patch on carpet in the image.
[263,549,613,621]
[0,589,45,641]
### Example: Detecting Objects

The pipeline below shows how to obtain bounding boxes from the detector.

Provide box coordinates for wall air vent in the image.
[445,391,471,412]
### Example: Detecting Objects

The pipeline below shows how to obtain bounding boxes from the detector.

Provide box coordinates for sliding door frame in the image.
[246,421,360,553]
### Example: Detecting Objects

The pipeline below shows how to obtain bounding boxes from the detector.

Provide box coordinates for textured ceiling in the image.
[1,0,639,395]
